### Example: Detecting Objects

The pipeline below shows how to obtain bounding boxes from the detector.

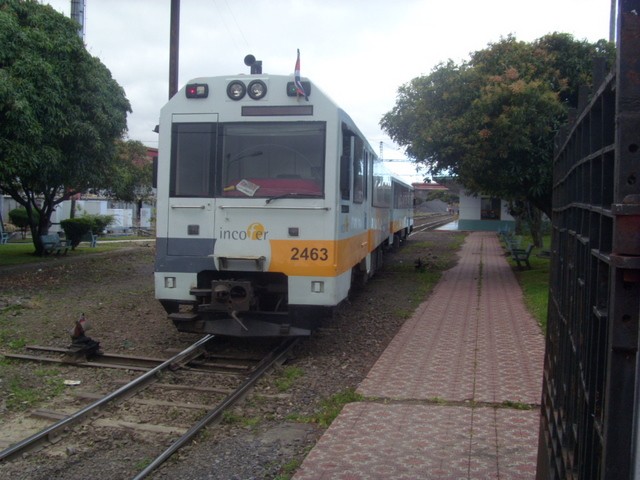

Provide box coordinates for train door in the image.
[340,125,369,277]
[165,114,218,258]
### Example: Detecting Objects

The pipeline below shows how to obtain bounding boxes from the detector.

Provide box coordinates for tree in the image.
[107,140,154,205]
[0,0,131,255]
[381,33,614,245]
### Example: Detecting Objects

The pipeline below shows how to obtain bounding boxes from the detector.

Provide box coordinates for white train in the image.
[154,57,413,337]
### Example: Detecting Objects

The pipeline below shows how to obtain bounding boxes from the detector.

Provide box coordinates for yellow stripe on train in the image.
[269,232,370,277]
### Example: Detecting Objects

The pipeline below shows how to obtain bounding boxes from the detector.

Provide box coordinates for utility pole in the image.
[609,0,616,42]
[70,0,87,219]
[169,0,180,99]
[70,0,85,40]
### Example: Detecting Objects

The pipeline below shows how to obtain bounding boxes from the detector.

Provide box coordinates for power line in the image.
[211,0,250,55]
[221,0,250,51]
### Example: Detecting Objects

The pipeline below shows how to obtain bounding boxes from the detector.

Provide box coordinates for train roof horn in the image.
[244,54,262,74]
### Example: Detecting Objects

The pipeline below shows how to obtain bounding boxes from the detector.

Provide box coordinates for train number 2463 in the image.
[290,247,329,261]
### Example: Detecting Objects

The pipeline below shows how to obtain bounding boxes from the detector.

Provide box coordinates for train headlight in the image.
[226,81,246,100]
[247,80,267,100]
[164,277,176,288]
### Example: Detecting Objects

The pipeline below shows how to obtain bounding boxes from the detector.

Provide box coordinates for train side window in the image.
[170,123,216,197]
[353,136,365,204]
[373,172,392,207]
[393,181,411,208]
[340,154,350,200]
[363,151,369,200]
[340,127,352,200]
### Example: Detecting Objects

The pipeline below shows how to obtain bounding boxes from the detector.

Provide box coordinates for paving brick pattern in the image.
[294,232,545,479]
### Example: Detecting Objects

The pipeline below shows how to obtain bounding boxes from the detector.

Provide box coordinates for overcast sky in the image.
[45,0,612,182]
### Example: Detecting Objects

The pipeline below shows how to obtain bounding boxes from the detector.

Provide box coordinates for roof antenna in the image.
[244,54,262,74]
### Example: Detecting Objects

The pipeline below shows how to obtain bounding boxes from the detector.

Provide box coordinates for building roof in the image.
[412,182,448,191]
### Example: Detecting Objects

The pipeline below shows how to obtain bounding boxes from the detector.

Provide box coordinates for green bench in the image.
[40,234,68,255]
[0,225,15,244]
[511,244,534,270]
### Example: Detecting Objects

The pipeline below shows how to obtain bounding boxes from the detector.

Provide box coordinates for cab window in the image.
[220,122,325,198]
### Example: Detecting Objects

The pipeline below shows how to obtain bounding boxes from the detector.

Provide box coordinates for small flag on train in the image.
[294,49,309,101]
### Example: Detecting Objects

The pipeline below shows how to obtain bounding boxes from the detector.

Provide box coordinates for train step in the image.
[169,313,199,322]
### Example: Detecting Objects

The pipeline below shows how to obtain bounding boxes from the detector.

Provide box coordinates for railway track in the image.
[4,344,261,373]
[411,213,455,234]
[0,336,297,478]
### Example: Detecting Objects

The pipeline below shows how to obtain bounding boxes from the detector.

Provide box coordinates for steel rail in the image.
[410,215,454,235]
[7,345,256,373]
[0,334,215,462]
[132,337,298,480]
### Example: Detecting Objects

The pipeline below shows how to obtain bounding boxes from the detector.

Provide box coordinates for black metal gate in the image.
[537,1,640,478]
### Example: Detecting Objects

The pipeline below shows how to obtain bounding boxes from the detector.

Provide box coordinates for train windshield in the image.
[221,122,325,198]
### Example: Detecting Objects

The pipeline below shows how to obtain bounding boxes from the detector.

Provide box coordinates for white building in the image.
[458,190,515,231]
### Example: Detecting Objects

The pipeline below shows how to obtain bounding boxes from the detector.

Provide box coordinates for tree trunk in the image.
[525,203,544,249]
[27,203,53,256]
[30,216,50,256]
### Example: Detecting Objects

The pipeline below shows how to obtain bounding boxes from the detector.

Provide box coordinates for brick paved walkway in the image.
[294,232,545,479]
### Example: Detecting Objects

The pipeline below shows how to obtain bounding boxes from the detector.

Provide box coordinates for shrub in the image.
[61,217,93,248]
[89,214,113,234]
[61,214,113,249]
[8,208,39,236]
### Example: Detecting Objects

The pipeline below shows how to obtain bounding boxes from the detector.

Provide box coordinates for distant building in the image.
[414,177,516,231]
[411,182,449,194]
[458,190,515,231]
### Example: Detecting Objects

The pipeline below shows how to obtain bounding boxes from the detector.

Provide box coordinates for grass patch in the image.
[5,371,65,411]
[404,233,466,263]
[516,256,550,332]
[501,400,533,410]
[0,303,28,316]
[275,365,304,392]
[134,458,152,470]
[273,458,303,480]
[387,262,443,309]
[0,238,149,267]
[376,233,467,317]
[6,377,43,410]
[313,388,363,427]
[291,388,363,428]
[7,337,27,350]
[221,410,261,428]
[509,235,550,332]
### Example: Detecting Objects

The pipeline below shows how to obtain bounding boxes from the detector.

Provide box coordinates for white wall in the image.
[459,192,481,221]
[459,190,515,221]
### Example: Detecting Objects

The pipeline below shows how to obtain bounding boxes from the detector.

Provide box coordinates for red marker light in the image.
[185,83,209,98]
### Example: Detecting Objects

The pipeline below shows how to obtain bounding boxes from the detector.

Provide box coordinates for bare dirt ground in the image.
[0,230,465,479]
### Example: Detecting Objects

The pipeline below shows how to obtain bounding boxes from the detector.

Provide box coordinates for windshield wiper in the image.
[265,193,320,204]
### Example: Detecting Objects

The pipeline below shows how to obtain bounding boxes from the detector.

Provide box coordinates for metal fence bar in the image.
[538,1,640,478]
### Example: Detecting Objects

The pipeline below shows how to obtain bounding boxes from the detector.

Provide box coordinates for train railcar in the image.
[154,58,413,337]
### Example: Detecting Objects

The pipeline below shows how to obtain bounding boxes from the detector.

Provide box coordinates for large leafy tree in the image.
[107,139,154,205]
[381,33,613,241]
[0,0,131,255]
